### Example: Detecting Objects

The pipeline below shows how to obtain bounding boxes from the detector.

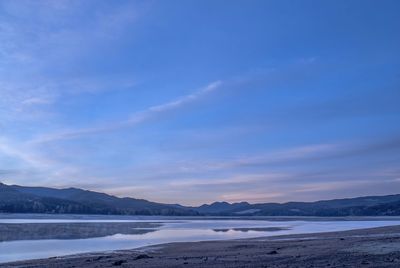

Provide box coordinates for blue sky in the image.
[0,0,399,205]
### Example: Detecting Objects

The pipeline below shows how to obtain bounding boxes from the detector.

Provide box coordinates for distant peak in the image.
[65,187,80,190]
[212,201,230,205]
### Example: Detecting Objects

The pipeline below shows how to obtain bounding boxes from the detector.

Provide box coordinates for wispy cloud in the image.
[220,192,285,204]
[0,79,223,188]
[168,173,288,188]
[31,80,223,143]
[158,136,400,175]
[0,138,49,169]
[0,0,142,65]
[146,143,340,175]
[0,169,19,176]
[293,180,373,193]
[0,1,143,124]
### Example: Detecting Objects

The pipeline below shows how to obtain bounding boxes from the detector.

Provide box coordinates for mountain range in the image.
[1,182,400,216]
[0,182,198,216]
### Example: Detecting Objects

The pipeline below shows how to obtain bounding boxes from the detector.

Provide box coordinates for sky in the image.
[0,0,399,205]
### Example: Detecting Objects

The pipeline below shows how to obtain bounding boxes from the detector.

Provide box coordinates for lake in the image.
[1,214,400,263]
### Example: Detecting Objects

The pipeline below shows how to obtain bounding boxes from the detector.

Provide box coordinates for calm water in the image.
[1,215,400,263]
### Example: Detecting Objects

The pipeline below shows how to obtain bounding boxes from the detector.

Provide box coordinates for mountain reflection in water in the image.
[0,222,160,242]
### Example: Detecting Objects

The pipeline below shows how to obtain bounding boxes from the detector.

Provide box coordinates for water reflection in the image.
[213,227,290,233]
[0,222,160,242]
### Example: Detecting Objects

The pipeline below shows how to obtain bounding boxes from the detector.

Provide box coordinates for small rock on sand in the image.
[134,254,152,260]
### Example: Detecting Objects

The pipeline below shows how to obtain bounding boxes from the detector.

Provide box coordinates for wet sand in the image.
[2,225,400,267]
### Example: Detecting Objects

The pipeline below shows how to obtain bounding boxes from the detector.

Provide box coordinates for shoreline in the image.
[2,213,400,221]
[3,225,400,267]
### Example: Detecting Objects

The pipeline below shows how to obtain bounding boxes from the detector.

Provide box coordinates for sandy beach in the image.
[2,225,400,268]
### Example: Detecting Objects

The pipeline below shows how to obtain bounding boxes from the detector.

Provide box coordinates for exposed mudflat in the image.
[3,225,400,267]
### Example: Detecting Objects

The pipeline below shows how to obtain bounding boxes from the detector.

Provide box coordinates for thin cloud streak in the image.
[166,137,400,174]
[31,81,222,143]
[108,136,400,185]
[168,173,289,188]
